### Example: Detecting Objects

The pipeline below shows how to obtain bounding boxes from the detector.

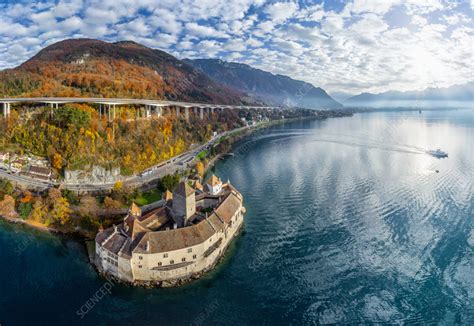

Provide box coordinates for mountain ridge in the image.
[185,58,342,109]
[345,82,474,107]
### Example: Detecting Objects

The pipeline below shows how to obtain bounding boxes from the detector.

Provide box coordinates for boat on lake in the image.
[427,149,448,158]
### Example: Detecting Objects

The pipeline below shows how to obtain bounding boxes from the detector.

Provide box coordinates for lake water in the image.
[1,109,472,325]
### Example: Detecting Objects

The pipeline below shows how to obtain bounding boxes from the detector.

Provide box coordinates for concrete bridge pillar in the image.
[175,106,180,117]
[156,107,162,117]
[144,105,150,118]
[199,107,204,120]
[106,104,116,121]
[185,107,189,121]
[2,102,10,118]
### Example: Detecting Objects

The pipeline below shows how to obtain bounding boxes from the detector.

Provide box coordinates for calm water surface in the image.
[1,110,472,325]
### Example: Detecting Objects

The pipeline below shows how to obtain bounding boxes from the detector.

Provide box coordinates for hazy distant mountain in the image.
[345,82,474,108]
[185,59,342,109]
[329,91,356,103]
[0,38,256,105]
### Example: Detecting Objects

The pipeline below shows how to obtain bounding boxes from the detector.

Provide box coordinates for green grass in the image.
[197,150,208,159]
[132,189,162,206]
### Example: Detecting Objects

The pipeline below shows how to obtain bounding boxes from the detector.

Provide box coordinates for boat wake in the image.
[308,137,426,155]
[245,130,445,158]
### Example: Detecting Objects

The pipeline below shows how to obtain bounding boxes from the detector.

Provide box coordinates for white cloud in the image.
[60,16,84,32]
[185,22,229,39]
[223,39,247,52]
[350,13,389,36]
[117,18,150,35]
[0,0,471,95]
[246,38,264,47]
[264,2,299,23]
[344,0,401,15]
[54,0,83,19]
[149,8,182,34]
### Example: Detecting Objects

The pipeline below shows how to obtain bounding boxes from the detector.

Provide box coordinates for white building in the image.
[95,175,245,286]
[206,174,223,195]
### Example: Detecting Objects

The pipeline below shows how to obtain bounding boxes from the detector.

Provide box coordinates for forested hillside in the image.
[0,104,244,175]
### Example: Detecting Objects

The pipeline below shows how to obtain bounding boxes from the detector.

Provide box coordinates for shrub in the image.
[18,202,33,220]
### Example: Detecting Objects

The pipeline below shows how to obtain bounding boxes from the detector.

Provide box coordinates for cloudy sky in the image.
[0,0,472,96]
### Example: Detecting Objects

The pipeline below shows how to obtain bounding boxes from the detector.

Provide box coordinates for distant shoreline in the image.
[346,106,473,113]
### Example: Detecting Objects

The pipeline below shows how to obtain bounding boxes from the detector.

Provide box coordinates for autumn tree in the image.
[104,196,122,210]
[113,181,123,192]
[52,104,91,129]
[0,195,16,218]
[30,198,48,223]
[78,196,99,218]
[158,173,180,191]
[0,179,14,195]
[195,161,205,178]
[20,191,33,203]
[52,153,63,170]
[47,188,72,225]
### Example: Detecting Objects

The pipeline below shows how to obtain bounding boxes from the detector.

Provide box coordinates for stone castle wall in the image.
[96,204,244,286]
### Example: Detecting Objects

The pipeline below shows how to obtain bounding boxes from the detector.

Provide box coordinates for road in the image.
[0,125,252,193]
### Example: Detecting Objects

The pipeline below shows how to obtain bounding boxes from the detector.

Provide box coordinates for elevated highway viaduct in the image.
[0,97,281,120]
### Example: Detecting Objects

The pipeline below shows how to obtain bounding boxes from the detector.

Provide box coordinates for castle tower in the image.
[124,202,142,234]
[172,182,196,226]
[129,202,142,217]
[162,190,173,202]
[206,174,222,195]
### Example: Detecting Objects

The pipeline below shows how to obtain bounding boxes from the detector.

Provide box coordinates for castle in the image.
[94,175,245,286]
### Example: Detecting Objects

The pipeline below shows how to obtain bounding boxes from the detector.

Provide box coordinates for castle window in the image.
[139,256,143,260]
[188,248,192,253]
[182,257,186,262]
[157,262,162,266]
[138,265,142,269]
[193,254,197,259]
[163,253,168,258]
[170,260,174,265]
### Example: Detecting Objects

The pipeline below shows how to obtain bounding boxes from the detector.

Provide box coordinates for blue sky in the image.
[0,0,472,95]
